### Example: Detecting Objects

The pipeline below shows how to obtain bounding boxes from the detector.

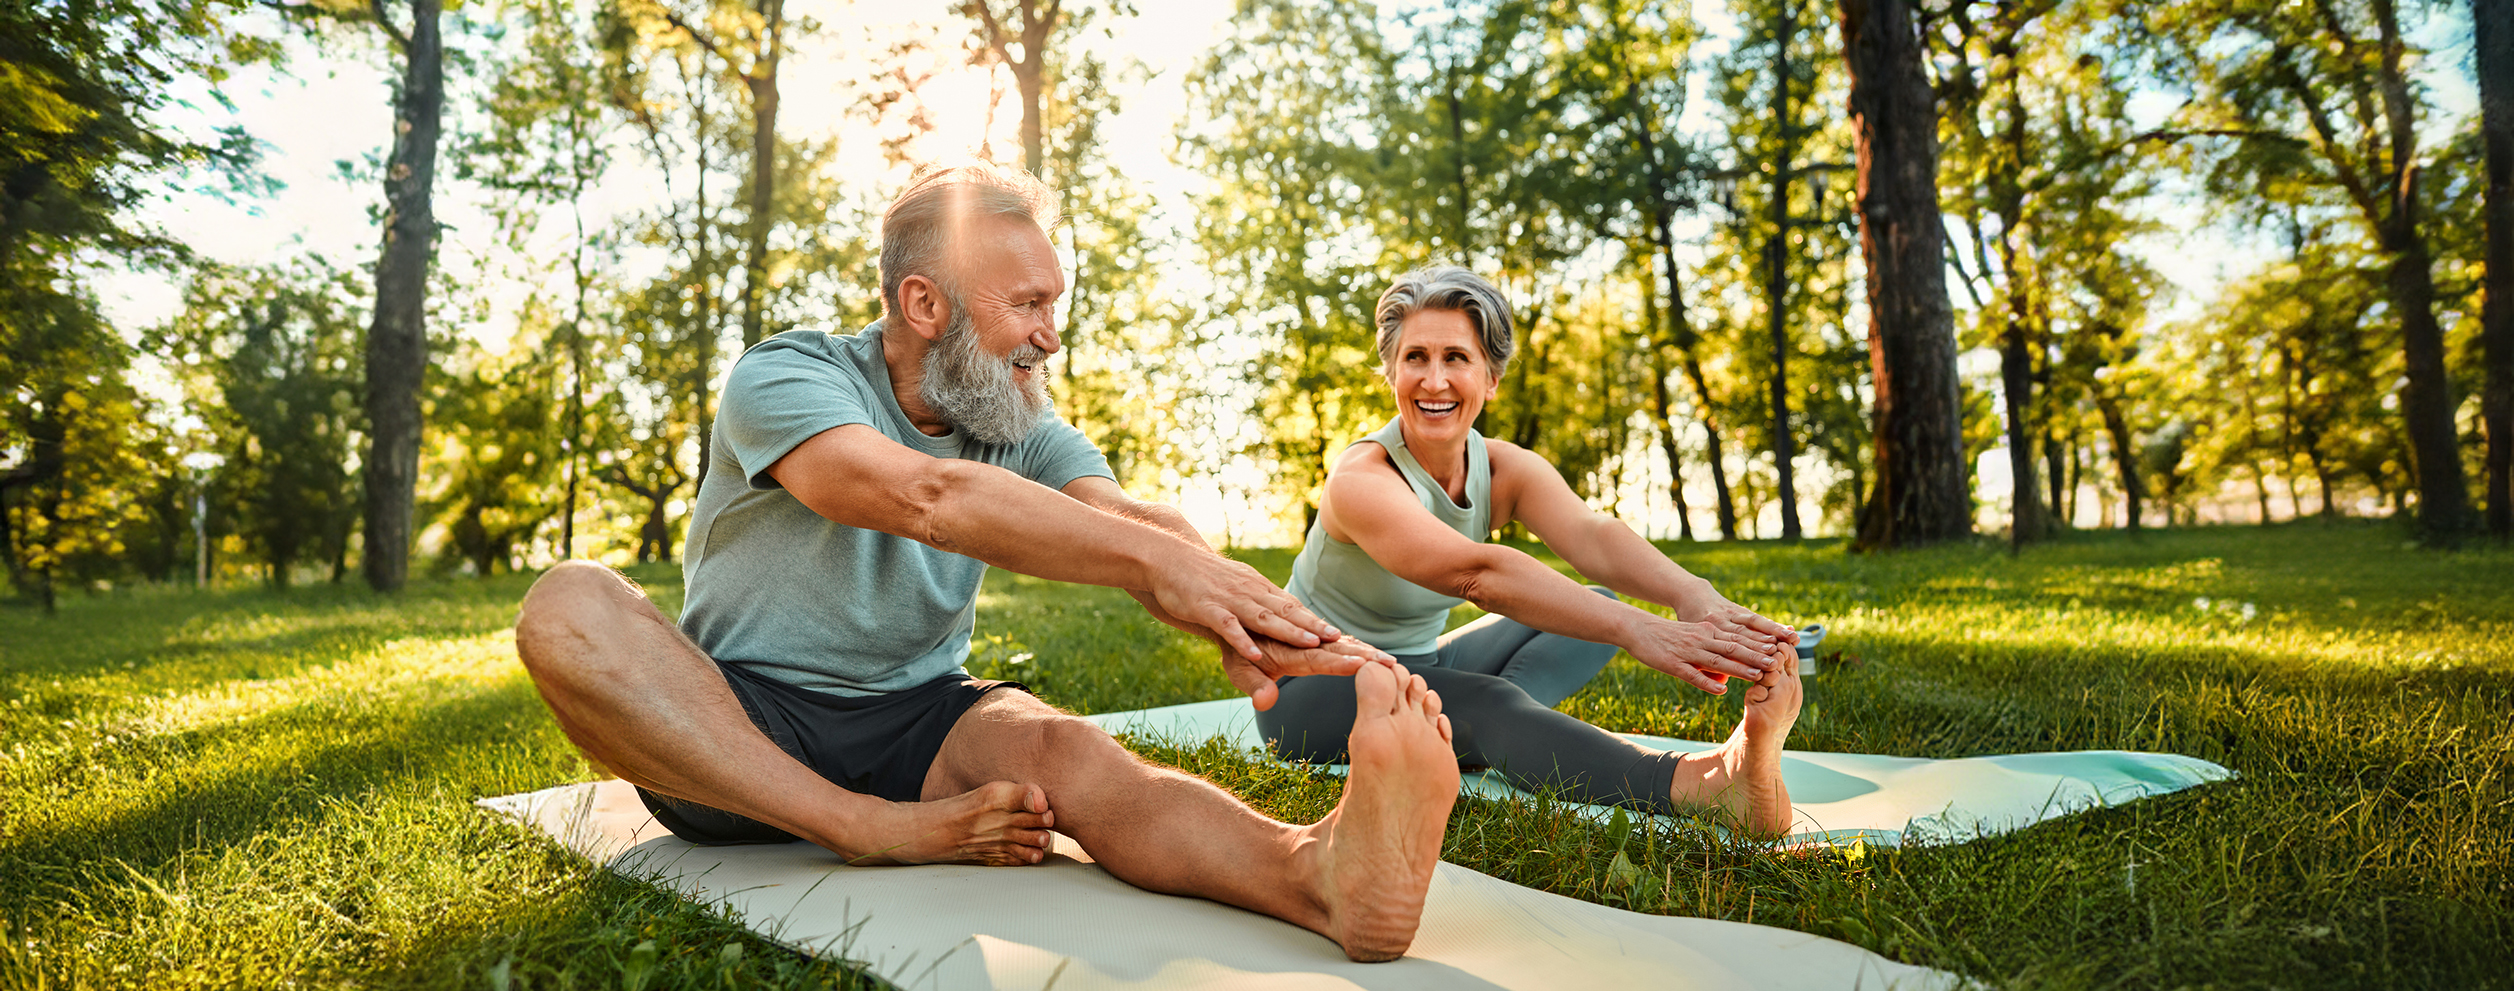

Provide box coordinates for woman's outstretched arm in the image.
[1487,440,1799,648]
[1323,442,1782,693]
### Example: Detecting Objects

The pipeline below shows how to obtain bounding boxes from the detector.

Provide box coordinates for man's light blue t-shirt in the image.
[678,324,1114,696]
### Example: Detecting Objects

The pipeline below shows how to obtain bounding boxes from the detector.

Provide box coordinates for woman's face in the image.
[1385,308,1499,448]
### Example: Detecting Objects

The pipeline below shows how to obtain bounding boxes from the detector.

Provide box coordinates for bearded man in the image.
[512,164,1463,962]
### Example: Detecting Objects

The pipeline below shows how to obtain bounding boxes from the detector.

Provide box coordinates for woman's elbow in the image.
[1437,554,1506,607]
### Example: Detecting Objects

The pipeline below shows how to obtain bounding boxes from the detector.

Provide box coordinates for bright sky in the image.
[96,0,2485,542]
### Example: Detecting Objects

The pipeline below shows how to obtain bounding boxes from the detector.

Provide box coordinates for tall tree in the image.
[1584,0,1717,540]
[1183,0,1394,530]
[360,0,449,592]
[154,262,368,587]
[2,0,274,606]
[469,0,614,558]
[960,0,1066,175]
[1839,0,1971,548]
[1939,0,2061,547]
[2478,0,2512,541]
[1753,0,1816,540]
[2145,0,2472,540]
[640,0,788,352]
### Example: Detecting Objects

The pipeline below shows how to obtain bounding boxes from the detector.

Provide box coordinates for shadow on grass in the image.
[0,683,552,888]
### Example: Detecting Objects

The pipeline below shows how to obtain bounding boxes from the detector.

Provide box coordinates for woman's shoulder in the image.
[1328,436,1396,474]
[1478,435,1543,473]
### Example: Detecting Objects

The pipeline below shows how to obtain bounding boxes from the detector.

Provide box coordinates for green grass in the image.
[3,522,2509,988]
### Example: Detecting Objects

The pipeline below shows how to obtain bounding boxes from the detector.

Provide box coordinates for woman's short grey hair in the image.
[880,163,1062,314]
[1374,266,1516,377]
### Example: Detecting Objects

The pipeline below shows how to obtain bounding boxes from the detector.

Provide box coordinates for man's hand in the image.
[1225,634,1402,711]
[845,781,1057,866]
[1146,549,1344,663]
[1624,614,1787,695]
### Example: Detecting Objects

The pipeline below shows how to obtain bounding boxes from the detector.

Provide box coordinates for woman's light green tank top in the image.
[1287,418,1493,655]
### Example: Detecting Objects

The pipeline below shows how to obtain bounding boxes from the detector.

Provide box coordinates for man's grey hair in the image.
[880,162,1063,315]
[1374,266,1516,378]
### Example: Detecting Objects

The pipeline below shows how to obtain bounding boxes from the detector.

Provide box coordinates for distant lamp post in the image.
[182,451,225,587]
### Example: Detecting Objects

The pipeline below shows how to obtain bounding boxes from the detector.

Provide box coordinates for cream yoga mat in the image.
[1083,698,2233,847]
[480,779,1961,991]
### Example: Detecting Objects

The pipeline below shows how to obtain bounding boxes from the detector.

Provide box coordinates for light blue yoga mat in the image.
[1084,698,2233,847]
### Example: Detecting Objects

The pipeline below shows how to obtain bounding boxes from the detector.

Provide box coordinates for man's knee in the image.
[516,561,643,667]
[1032,709,1137,766]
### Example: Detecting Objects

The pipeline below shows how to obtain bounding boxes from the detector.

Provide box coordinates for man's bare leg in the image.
[513,561,1054,865]
[923,662,1460,961]
[1666,648,1804,837]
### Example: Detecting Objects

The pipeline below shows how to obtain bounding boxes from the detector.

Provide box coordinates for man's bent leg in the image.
[924,664,1460,961]
[513,561,1053,865]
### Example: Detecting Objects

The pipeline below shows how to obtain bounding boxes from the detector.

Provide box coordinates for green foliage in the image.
[153,261,370,587]
[0,293,170,608]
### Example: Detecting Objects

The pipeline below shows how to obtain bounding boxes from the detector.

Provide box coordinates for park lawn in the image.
[0,523,2507,989]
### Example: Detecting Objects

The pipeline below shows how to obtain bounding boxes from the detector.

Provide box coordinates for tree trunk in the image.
[2477,0,2513,541]
[1629,91,1717,541]
[362,0,445,594]
[1841,0,1970,550]
[2096,385,2143,531]
[1988,12,2044,551]
[1764,0,1803,540]
[2387,221,2470,537]
[2374,0,2471,540]
[2045,429,2069,527]
[739,0,784,350]
[1680,352,1741,540]
[967,1,1061,176]
[1641,275,1695,541]
[690,74,722,495]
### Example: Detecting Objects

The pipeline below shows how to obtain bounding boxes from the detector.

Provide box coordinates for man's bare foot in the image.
[1304,664,1458,961]
[833,780,1056,866]
[1671,647,1804,838]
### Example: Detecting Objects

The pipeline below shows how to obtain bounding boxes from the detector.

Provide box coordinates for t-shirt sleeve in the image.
[1017,412,1116,491]
[717,341,877,490]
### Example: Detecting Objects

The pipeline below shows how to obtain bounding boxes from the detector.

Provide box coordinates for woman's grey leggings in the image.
[1255,586,1683,814]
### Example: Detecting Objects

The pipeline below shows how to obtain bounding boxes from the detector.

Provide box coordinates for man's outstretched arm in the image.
[1059,477,1399,709]
[768,424,1334,660]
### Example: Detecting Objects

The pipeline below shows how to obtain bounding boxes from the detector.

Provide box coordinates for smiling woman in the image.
[1259,266,1814,837]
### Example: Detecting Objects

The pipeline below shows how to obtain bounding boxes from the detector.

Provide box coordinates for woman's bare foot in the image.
[1671,646,1804,838]
[1303,664,1459,961]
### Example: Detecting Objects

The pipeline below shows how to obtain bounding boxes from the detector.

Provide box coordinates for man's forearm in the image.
[921,462,1194,591]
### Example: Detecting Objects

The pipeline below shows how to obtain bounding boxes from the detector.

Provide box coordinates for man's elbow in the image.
[902,459,982,549]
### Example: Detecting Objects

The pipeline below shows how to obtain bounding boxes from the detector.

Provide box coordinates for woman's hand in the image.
[1623,614,1788,695]
[1671,583,1799,651]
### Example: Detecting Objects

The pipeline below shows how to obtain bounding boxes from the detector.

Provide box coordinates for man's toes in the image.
[1404,673,1429,710]
[1354,661,1400,714]
[1436,713,1454,744]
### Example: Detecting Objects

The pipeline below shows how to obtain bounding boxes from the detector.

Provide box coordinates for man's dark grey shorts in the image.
[635,660,1027,845]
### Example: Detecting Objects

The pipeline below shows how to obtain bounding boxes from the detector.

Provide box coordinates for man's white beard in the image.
[919,303,1052,446]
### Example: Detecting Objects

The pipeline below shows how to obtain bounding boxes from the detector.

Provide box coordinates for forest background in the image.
[5,0,2511,606]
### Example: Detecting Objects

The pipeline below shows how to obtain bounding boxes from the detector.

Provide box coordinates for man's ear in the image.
[894,274,951,342]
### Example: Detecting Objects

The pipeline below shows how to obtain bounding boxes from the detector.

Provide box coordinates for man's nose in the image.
[1032,312,1061,355]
